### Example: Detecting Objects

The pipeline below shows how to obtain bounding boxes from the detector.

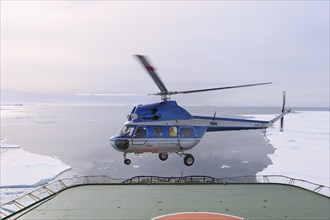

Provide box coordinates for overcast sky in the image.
[1,1,329,107]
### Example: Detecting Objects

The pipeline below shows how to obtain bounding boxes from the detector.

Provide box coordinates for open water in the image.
[0,104,326,180]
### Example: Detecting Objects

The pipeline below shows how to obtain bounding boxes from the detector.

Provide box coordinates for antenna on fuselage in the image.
[213,111,217,120]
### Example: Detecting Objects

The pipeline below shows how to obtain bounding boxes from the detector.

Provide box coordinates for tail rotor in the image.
[280,91,286,132]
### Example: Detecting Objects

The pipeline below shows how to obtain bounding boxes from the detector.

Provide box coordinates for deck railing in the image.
[1,175,329,219]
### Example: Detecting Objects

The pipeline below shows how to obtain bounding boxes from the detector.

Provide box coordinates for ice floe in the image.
[0,144,71,188]
[246,111,330,187]
[0,144,20,149]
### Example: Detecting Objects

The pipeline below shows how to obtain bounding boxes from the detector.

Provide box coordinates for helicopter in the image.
[109,55,291,166]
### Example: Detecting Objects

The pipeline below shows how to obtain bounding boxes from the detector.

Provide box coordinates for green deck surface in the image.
[8,184,330,220]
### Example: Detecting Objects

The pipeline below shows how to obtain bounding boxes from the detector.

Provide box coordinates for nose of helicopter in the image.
[109,136,130,151]
[109,136,117,149]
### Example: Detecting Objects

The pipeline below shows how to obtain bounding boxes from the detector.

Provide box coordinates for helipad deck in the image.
[5,180,330,220]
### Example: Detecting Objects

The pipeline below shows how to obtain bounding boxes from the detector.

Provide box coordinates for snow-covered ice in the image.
[0,144,71,188]
[0,144,20,149]
[247,111,330,187]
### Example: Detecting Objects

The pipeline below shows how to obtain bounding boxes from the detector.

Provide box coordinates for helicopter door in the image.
[179,126,197,149]
[132,126,148,145]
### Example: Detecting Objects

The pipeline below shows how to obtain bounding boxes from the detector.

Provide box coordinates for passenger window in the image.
[154,126,163,137]
[169,127,177,137]
[181,128,193,138]
[134,126,147,138]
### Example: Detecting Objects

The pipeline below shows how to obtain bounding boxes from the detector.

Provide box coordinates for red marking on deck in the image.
[152,212,244,220]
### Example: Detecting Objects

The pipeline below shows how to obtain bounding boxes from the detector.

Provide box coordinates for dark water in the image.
[1,104,326,180]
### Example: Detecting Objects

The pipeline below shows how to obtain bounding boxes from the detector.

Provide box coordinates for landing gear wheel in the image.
[124,159,131,165]
[184,154,194,166]
[159,153,169,161]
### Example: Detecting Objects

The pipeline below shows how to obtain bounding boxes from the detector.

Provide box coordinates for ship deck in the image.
[3,176,329,220]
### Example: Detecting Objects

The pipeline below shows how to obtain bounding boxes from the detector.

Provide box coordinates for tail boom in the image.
[267,108,291,127]
[193,109,291,132]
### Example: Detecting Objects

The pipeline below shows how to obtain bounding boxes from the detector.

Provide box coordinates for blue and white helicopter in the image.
[110,55,291,166]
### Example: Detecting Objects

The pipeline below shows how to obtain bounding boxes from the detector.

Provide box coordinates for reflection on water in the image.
[1,104,323,179]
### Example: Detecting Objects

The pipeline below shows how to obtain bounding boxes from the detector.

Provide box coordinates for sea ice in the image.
[0,146,71,188]
[246,111,330,187]
[0,144,20,149]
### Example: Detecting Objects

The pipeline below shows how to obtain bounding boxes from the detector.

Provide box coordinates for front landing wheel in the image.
[124,159,131,165]
[184,154,194,166]
[159,153,169,161]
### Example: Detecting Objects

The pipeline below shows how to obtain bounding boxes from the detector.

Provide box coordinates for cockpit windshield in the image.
[120,125,135,137]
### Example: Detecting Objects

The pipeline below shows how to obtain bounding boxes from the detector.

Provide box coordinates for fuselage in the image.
[110,100,270,154]
[110,121,207,154]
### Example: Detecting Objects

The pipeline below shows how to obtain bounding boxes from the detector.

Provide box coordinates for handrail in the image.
[0,175,115,219]
[121,175,224,184]
[0,174,329,219]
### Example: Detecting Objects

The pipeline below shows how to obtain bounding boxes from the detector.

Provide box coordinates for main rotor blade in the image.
[171,82,272,95]
[77,93,146,96]
[135,55,168,93]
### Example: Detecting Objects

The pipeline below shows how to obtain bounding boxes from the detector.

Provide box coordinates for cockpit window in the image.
[120,125,135,137]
